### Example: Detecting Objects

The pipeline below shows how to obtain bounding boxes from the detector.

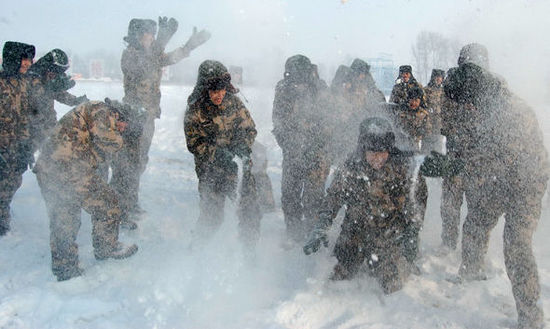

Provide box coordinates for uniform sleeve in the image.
[183,105,212,161]
[231,102,257,153]
[160,47,190,67]
[318,167,347,226]
[272,82,296,148]
[54,90,82,107]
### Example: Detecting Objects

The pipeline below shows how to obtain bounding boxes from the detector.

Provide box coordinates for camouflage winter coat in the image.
[121,44,189,118]
[319,149,416,238]
[396,103,432,142]
[0,74,31,164]
[34,101,124,188]
[389,79,423,106]
[184,93,257,191]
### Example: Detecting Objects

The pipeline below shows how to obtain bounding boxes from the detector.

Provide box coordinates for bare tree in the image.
[411,31,461,84]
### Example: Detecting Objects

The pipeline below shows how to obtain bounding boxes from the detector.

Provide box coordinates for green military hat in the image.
[2,41,35,75]
[358,117,396,152]
[350,58,370,76]
[457,43,489,69]
[284,54,313,82]
[123,18,157,47]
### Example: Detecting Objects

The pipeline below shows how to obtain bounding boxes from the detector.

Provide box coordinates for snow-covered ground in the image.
[1,81,549,329]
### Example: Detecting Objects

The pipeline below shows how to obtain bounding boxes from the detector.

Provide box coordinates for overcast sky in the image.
[2,0,549,102]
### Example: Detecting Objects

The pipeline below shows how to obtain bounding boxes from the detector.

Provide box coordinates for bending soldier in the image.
[33,100,139,281]
[0,41,35,236]
[304,117,423,293]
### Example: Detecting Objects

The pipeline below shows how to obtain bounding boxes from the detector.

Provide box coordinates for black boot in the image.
[94,242,138,261]
[55,266,84,282]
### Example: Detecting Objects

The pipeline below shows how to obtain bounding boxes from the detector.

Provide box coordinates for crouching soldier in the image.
[184,60,261,248]
[303,117,423,294]
[33,100,139,281]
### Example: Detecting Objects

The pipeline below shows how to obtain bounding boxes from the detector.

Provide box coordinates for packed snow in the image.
[1,82,549,329]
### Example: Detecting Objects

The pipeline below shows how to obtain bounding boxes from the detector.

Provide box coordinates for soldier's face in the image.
[365,151,389,170]
[19,58,32,74]
[401,72,411,82]
[208,89,227,106]
[140,32,155,49]
[435,76,443,85]
[115,120,128,132]
[409,98,421,110]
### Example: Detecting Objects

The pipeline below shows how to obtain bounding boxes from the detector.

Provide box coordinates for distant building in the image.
[229,65,243,85]
[367,54,395,97]
[89,59,104,79]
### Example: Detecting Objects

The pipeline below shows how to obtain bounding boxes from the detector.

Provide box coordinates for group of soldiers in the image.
[273,45,548,329]
[1,14,548,329]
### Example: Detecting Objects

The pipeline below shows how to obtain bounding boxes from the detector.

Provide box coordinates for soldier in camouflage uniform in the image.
[443,43,549,329]
[0,41,35,236]
[304,117,423,293]
[422,69,445,153]
[272,55,331,243]
[184,60,260,247]
[119,17,210,215]
[28,48,88,151]
[389,65,424,106]
[329,59,386,164]
[33,100,139,281]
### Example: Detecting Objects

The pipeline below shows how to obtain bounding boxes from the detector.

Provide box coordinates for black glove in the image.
[303,219,330,255]
[157,16,178,48]
[75,95,89,104]
[46,73,75,92]
[420,151,464,177]
[183,27,211,52]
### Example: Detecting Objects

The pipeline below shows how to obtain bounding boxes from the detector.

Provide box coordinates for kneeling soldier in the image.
[304,116,423,293]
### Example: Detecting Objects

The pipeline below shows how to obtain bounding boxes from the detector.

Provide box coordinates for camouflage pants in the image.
[195,175,261,246]
[252,170,275,212]
[462,175,547,327]
[440,174,465,249]
[36,170,122,279]
[401,174,428,263]
[0,165,24,234]
[281,149,330,241]
[333,225,410,294]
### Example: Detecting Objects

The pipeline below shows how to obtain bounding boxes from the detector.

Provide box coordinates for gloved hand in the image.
[183,27,211,52]
[420,151,464,177]
[303,220,330,255]
[75,95,89,104]
[46,73,75,92]
[157,16,178,48]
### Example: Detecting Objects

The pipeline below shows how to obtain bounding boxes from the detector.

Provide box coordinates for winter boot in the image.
[94,242,138,261]
[55,266,84,282]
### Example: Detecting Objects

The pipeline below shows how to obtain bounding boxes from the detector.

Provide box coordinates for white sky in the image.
[2,0,549,102]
